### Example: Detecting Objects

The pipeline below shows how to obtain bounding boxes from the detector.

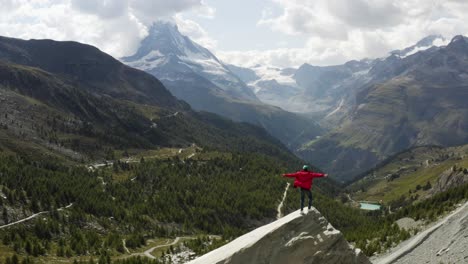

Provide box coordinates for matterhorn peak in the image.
[147,20,181,38]
[121,20,259,102]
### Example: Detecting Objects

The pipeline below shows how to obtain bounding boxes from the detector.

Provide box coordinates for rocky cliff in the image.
[188,208,370,264]
[430,167,468,196]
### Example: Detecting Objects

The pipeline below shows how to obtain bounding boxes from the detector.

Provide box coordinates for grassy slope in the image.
[349,144,468,204]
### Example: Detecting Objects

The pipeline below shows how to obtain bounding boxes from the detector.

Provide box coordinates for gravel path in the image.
[373,201,468,264]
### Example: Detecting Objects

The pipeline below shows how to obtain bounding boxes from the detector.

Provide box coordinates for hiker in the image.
[283,165,327,214]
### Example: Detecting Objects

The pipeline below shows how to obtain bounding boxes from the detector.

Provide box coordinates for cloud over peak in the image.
[0,0,213,57]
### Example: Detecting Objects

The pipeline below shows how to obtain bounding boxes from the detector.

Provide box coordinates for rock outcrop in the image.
[430,167,468,196]
[188,208,370,264]
[374,202,468,264]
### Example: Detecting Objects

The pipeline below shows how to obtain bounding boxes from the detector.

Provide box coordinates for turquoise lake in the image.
[360,202,381,210]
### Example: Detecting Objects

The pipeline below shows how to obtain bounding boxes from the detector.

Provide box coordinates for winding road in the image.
[0,203,73,229]
[131,237,183,259]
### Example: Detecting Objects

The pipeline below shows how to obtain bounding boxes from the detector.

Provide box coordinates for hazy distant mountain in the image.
[231,35,449,121]
[122,21,322,149]
[227,64,308,113]
[226,64,260,84]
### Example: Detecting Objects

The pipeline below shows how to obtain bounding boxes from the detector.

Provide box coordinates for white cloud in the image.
[175,14,217,50]
[71,0,128,19]
[0,0,213,57]
[2,0,468,68]
[224,0,468,67]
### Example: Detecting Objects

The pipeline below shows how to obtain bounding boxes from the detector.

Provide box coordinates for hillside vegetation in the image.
[348,144,468,207]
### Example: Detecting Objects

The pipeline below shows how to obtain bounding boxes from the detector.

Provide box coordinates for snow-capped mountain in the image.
[122,21,257,102]
[390,34,447,58]
[227,64,306,112]
[229,35,451,121]
[229,60,374,116]
[121,21,323,150]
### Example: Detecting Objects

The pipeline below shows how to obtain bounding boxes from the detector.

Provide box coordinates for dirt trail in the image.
[277,183,290,219]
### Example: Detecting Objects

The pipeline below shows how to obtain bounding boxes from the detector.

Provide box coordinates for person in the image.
[283,165,327,214]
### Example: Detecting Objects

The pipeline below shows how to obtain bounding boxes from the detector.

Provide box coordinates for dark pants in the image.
[300,188,312,211]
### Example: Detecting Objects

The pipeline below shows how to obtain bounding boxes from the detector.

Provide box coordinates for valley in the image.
[0,16,468,264]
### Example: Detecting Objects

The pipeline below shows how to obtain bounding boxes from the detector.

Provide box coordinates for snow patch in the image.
[398,37,448,58]
[399,45,432,58]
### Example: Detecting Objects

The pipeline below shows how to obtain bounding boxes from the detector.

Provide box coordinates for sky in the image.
[1,0,468,68]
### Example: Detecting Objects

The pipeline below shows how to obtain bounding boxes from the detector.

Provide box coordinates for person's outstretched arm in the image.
[311,172,328,178]
[283,172,299,178]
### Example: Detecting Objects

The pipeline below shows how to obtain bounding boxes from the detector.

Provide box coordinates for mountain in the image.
[230,35,450,127]
[122,21,257,102]
[0,35,302,162]
[228,64,307,113]
[121,21,322,149]
[389,35,446,58]
[226,63,260,84]
[188,208,370,264]
[0,36,181,108]
[228,60,375,120]
[292,60,374,118]
[299,35,468,181]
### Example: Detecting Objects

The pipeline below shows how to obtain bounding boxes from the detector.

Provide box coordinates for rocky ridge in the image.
[188,208,370,264]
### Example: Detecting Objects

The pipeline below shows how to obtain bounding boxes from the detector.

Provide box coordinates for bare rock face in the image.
[430,168,468,195]
[188,208,370,264]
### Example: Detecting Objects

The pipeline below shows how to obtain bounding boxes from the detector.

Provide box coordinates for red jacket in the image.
[283,170,325,190]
